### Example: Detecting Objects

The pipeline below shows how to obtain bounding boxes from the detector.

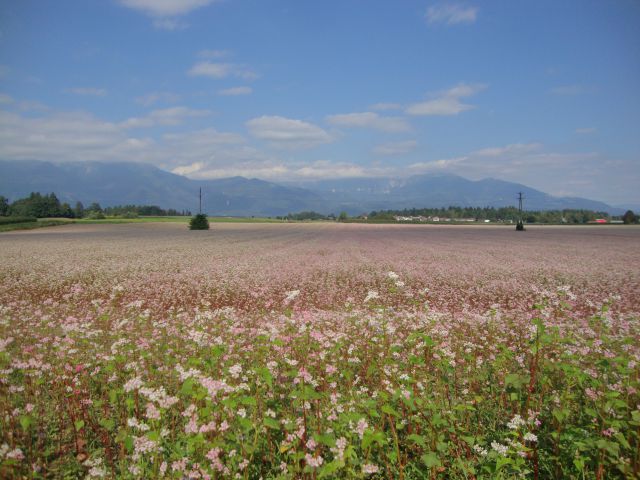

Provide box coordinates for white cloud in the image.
[294,160,369,179]
[171,161,206,176]
[121,107,211,129]
[118,0,218,17]
[426,3,478,26]
[369,102,402,111]
[409,157,468,172]
[373,140,418,156]
[406,83,486,116]
[575,127,597,134]
[0,109,148,162]
[135,91,181,107]
[153,18,189,30]
[218,86,252,96]
[473,143,542,157]
[188,61,257,80]
[65,87,107,97]
[0,93,14,104]
[246,115,333,149]
[326,112,411,133]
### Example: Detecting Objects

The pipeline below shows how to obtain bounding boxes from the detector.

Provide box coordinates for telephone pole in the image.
[516,192,525,231]
[199,187,202,215]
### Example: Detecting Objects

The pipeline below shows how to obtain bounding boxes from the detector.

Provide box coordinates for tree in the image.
[0,196,8,216]
[74,201,85,218]
[622,210,637,224]
[189,214,210,230]
[338,211,348,222]
[87,202,103,213]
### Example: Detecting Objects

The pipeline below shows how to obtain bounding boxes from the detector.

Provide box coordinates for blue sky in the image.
[0,0,639,205]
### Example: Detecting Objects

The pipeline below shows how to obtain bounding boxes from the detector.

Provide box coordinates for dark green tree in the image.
[622,210,637,224]
[338,211,348,222]
[0,196,8,216]
[74,201,85,218]
[189,214,210,230]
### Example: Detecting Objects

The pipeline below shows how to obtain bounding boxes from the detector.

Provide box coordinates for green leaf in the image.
[124,436,134,453]
[240,396,257,406]
[99,418,115,431]
[407,434,426,447]
[19,415,32,431]
[180,377,195,396]
[381,404,400,417]
[318,460,343,478]
[421,452,441,468]
[264,417,280,430]
[74,419,85,431]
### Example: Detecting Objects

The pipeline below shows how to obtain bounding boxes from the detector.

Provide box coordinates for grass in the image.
[0,218,74,232]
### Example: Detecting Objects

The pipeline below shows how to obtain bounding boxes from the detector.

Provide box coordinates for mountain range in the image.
[0,160,622,216]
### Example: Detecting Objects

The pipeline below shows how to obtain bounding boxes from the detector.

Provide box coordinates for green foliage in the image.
[8,192,70,218]
[622,210,637,224]
[369,206,613,224]
[0,195,8,216]
[285,211,328,221]
[338,211,348,221]
[0,216,37,225]
[189,213,210,230]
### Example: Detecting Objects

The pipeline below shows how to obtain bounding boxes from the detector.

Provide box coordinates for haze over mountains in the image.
[0,160,622,216]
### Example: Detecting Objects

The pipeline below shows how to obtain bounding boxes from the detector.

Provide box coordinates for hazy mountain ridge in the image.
[0,160,622,216]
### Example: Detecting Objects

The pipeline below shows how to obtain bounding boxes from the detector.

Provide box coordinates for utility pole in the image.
[199,188,202,215]
[516,192,525,231]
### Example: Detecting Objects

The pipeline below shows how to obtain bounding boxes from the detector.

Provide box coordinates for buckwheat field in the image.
[1,223,638,479]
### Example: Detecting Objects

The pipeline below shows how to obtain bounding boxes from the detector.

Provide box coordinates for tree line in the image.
[0,193,191,219]
[281,207,638,224]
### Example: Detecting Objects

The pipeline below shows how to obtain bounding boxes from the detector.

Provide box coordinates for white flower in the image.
[507,414,525,430]
[364,290,379,303]
[491,441,508,456]
[524,432,538,443]
[284,290,300,304]
[362,463,379,474]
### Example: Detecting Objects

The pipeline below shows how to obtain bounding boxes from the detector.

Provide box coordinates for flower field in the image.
[1,223,638,479]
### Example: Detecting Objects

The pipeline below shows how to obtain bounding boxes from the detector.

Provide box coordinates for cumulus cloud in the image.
[472,143,542,157]
[135,91,181,107]
[369,102,402,111]
[406,83,486,116]
[373,140,418,156]
[246,115,333,149]
[326,112,411,133]
[0,109,150,162]
[118,0,221,29]
[65,87,107,97]
[426,3,478,25]
[120,107,211,129]
[218,86,252,96]
[188,61,257,80]
[118,0,218,17]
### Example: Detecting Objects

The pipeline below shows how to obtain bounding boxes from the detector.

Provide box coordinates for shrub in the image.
[0,216,37,225]
[189,213,210,230]
[86,211,106,220]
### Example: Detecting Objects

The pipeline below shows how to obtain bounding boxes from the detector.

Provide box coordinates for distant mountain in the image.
[293,173,621,214]
[0,160,322,216]
[0,160,622,216]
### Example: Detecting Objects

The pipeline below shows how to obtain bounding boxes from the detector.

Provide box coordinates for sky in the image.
[0,0,639,206]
